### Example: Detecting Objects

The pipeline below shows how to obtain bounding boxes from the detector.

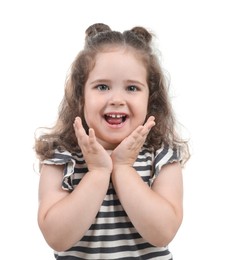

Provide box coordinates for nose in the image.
[109,90,126,106]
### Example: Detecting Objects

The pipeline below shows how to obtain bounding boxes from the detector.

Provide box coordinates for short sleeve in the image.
[42,150,76,191]
[150,143,182,184]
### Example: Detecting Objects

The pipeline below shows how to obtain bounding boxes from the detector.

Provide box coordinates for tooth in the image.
[107,114,124,118]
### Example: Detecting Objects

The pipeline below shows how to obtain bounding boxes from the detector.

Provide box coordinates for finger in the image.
[138,116,155,136]
[132,121,153,145]
[133,124,150,138]
[123,127,145,150]
[74,117,87,137]
[73,116,82,130]
[145,116,155,130]
[88,128,96,145]
[73,117,91,151]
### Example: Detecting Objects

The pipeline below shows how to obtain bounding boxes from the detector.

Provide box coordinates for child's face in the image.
[84,48,149,149]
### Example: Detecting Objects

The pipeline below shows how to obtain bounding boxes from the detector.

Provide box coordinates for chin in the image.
[111,138,127,147]
[98,138,123,150]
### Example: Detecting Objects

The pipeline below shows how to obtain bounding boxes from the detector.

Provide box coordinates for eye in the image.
[96,84,110,91]
[127,85,139,92]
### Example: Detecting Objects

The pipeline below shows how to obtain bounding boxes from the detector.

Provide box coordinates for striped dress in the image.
[43,143,181,260]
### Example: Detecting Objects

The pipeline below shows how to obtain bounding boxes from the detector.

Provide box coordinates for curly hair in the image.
[34,23,190,164]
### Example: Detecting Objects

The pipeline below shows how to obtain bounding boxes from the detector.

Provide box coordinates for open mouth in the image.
[104,113,128,125]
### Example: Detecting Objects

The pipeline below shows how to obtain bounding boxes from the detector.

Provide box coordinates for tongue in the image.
[106,117,123,125]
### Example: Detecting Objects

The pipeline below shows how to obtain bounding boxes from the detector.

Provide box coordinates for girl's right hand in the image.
[73,117,113,174]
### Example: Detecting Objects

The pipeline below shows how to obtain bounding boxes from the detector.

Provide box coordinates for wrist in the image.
[89,167,112,176]
[113,164,133,172]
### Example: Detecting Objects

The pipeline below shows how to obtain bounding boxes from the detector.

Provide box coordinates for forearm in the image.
[38,170,110,251]
[111,165,182,247]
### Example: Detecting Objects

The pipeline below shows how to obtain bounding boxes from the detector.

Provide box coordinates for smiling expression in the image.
[84,47,149,149]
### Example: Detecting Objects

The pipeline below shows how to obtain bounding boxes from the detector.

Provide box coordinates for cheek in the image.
[138,95,149,112]
[84,99,95,113]
[140,99,149,121]
[83,100,97,127]
[83,104,90,121]
[83,101,89,123]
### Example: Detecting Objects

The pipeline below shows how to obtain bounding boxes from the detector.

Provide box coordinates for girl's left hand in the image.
[111,116,155,167]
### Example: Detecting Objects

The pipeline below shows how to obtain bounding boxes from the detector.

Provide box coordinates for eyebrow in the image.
[90,79,111,85]
[126,80,146,87]
[90,79,146,87]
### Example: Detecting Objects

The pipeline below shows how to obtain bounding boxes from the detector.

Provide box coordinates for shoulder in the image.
[42,149,84,166]
[140,143,182,185]
[41,149,86,191]
[153,143,181,170]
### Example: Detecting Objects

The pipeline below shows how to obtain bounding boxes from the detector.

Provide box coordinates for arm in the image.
[38,165,111,252]
[111,162,183,247]
[38,117,112,252]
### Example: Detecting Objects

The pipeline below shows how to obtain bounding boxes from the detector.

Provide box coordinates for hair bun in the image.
[131,26,152,44]
[85,23,111,38]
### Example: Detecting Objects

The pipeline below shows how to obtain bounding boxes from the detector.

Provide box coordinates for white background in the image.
[0,0,225,259]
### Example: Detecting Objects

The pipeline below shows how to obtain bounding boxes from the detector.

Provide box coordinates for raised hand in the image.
[73,117,113,174]
[111,116,155,167]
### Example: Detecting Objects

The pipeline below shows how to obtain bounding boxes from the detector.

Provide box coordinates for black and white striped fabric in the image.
[43,143,181,260]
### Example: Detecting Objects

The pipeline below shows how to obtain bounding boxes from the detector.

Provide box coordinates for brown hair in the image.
[34,23,190,163]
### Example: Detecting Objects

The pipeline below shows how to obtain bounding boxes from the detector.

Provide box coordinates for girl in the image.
[35,23,190,259]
